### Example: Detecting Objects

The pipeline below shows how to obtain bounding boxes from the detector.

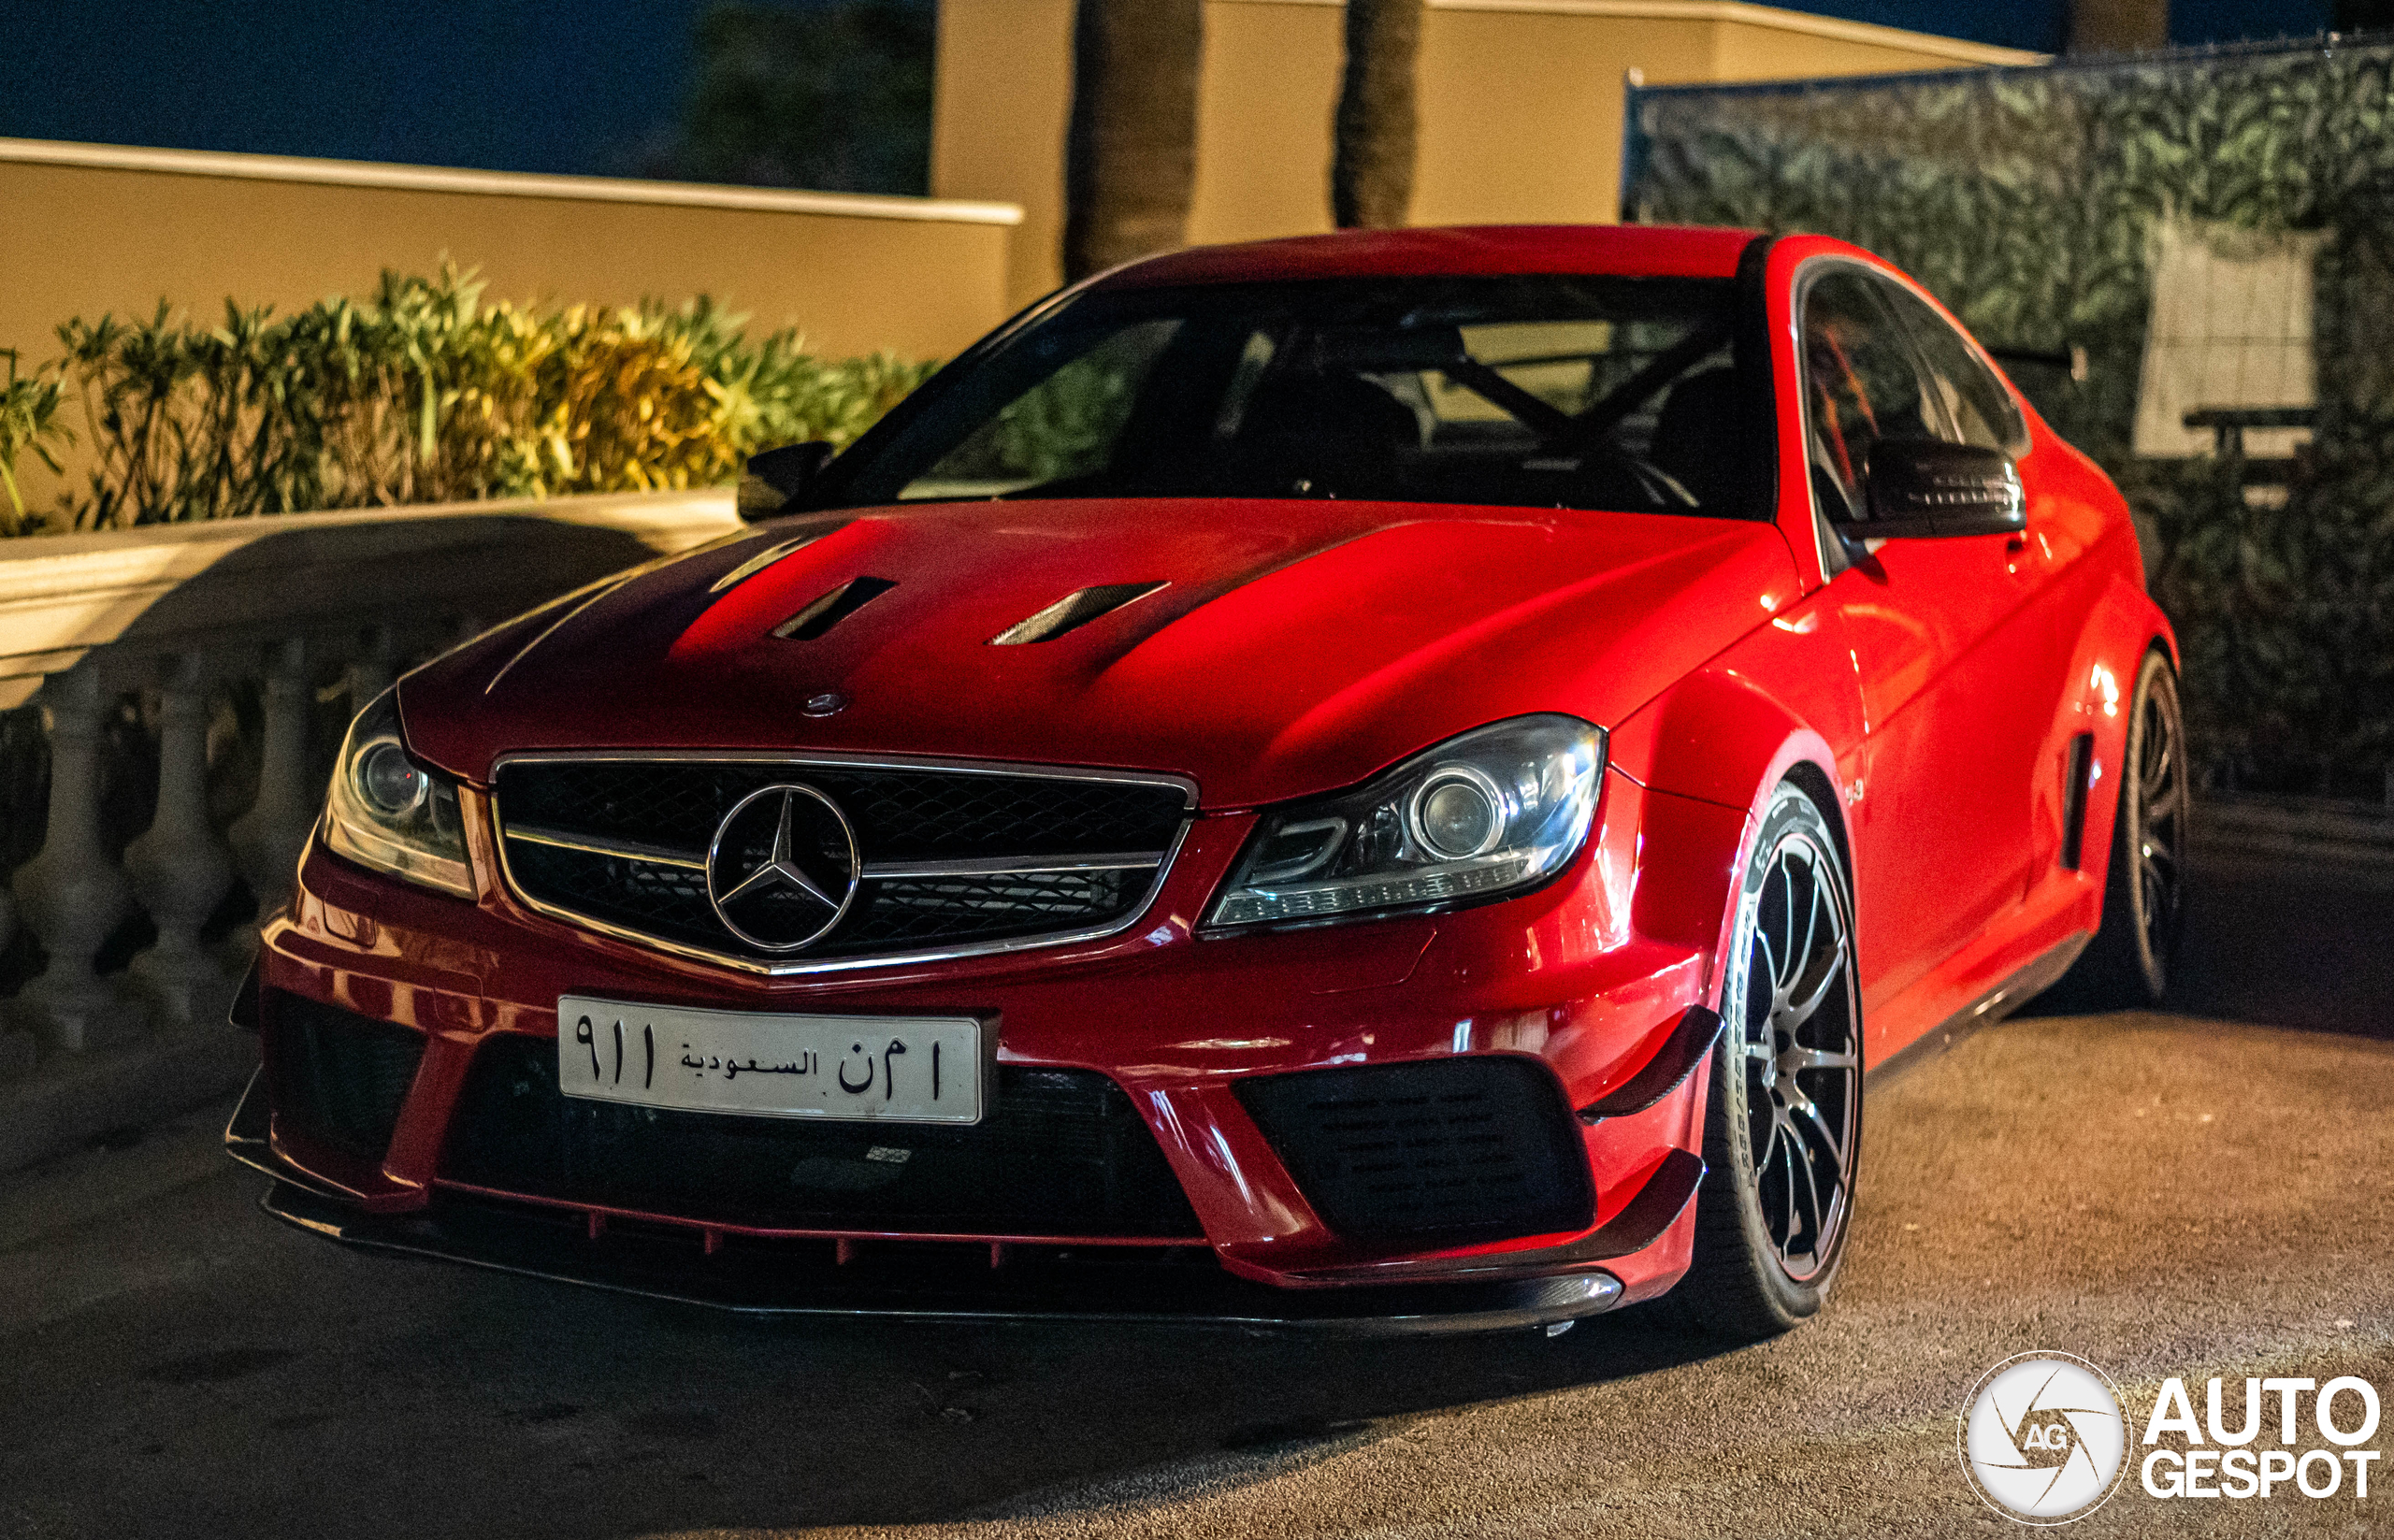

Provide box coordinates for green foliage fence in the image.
[1625,36,2394,801]
[0,266,935,536]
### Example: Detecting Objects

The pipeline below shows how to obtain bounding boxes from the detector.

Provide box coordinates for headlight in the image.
[1204,715,1606,929]
[322,688,474,898]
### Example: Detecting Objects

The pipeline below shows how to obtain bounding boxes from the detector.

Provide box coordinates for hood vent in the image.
[709,534,820,594]
[989,582,1168,646]
[772,576,898,640]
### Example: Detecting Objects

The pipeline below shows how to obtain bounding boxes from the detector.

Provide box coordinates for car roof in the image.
[1089,224,1762,290]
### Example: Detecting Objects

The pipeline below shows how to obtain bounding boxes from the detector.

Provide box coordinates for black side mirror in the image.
[1859,438,2025,539]
[738,440,835,520]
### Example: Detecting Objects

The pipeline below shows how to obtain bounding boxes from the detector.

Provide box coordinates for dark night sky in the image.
[0,0,2342,180]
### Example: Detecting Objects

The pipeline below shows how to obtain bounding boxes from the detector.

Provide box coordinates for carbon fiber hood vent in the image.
[989,582,1168,645]
[775,576,899,640]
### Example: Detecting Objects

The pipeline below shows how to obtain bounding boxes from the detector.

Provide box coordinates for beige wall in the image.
[933,0,1080,318]
[1,140,1020,517]
[934,0,2043,304]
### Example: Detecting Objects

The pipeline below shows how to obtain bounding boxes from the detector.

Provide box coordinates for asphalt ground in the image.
[1,861,2389,1540]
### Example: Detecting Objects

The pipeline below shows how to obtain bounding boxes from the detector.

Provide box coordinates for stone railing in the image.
[0,489,743,1173]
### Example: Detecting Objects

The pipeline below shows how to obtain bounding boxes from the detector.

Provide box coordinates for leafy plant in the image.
[36,266,934,533]
[0,350,73,535]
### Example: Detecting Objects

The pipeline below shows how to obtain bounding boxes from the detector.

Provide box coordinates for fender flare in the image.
[2044,572,2179,886]
[1616,668,1849,997]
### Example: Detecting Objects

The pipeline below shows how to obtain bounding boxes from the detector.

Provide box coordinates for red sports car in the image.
[230,225,2182,1339]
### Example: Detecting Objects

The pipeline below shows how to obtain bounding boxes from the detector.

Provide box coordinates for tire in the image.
[2048,649,2186,1010]
[1673,780,1863,1341]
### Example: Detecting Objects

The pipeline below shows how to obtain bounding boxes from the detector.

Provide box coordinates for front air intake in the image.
[441,1035,1204,1238]
[1235,1057,1594,1247]
[264,992,425,1161]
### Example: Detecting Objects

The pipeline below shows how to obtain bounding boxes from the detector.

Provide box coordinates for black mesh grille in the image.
[264,991,426,1162]
[495,760,1188,963]
[500,761,1185,859]
[1235,1058,1594,1247]
[440,1034,1204,1238]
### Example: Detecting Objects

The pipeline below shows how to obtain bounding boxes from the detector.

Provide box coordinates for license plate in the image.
[556,995,985,1125]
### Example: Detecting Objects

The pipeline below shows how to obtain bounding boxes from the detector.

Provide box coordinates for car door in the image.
[1875,281,2100,887]
[1797,264,2041,1021]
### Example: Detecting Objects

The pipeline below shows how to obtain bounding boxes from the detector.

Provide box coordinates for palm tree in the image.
[1062,0,1205,281]
[1332,0,1424,228]
[2067,0,2168,53]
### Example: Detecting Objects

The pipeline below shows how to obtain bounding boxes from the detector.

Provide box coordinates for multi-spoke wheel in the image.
[2055,649,2186,1007]
[1675,780,1861,1339]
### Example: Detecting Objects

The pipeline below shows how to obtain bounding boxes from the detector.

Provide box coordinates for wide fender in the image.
[2037,570,2179,890]
[1616,668,1845,999]
[1611,666,1841,823]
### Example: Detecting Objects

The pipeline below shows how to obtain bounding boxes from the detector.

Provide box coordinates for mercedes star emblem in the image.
[704,784,861,952]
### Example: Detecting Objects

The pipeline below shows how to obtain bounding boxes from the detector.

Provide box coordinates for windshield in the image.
[817,275,1769,516]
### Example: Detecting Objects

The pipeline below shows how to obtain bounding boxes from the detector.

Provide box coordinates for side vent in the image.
[989,582,1168,645]
[773,577,898,640]
[2059,731,2096,870]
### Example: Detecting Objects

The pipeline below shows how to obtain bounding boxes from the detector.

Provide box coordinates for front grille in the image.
[440,1034,1204,1238]
[1235,1057,1594,1247]
[494,759,1190,968]
[264,991,426,1161]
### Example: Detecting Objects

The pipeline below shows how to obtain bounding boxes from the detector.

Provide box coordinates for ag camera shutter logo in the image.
[1959,1352,2129,1524]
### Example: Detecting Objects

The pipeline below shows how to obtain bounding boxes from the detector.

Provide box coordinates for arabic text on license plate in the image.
[556,996,984,1124]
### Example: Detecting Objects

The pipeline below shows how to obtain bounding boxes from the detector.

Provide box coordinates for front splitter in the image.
[255,1179,1626,1336]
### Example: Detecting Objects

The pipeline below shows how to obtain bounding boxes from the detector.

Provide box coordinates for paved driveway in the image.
[1,865,2387,1540]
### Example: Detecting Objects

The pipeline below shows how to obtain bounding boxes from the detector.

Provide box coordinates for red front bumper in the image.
[251,768,1738,1307]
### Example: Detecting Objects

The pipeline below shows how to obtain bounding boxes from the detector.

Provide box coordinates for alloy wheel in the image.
[1726,827,1861,1284]
[2125,659,2187,993]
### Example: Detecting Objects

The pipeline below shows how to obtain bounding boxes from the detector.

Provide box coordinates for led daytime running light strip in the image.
[1209,849,1541,925]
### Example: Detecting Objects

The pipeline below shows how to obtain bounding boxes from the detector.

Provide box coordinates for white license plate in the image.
[556,995,985,1125]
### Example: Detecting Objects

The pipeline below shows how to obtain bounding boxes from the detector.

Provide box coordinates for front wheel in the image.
[1673,781,1863,1341]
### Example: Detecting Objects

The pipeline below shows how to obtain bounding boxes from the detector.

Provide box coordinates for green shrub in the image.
[35,266,936,533]
[0,351,72,535]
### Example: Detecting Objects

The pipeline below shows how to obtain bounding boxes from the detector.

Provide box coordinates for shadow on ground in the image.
[0,1192,1745,1540]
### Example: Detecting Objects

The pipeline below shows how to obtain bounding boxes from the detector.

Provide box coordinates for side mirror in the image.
[738,440,835,520]
[1859,438,2025,539]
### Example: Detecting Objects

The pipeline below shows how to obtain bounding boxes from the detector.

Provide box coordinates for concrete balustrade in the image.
[0,488,744,1174]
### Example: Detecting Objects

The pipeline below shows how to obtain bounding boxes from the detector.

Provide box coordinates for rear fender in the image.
[2036,572,2179,898]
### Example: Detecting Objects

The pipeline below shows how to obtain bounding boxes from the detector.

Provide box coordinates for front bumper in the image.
[232,1071,1697,1334]
[240,768,1743,1317]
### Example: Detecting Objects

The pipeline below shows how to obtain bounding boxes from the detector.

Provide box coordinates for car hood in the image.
[401,498,1799,808]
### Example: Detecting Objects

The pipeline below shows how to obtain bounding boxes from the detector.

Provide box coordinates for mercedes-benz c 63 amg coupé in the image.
[230,225,2183,1338]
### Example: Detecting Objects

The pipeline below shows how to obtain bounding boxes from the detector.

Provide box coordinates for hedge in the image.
[0,266,936,536]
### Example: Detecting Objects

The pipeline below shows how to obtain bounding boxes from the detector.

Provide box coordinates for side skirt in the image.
[1866,929,2092,1088]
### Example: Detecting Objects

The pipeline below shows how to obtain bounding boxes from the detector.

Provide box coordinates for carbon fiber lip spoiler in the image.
[229,1071,1651,1337]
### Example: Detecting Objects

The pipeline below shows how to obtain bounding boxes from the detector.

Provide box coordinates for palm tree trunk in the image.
[1332,0,1424,229]
[2067,0,2168,53]
[1062,0,1205,282]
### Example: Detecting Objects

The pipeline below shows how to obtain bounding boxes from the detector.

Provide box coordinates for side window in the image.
[1800,268,1940,523]
[1876,281,2028,454]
